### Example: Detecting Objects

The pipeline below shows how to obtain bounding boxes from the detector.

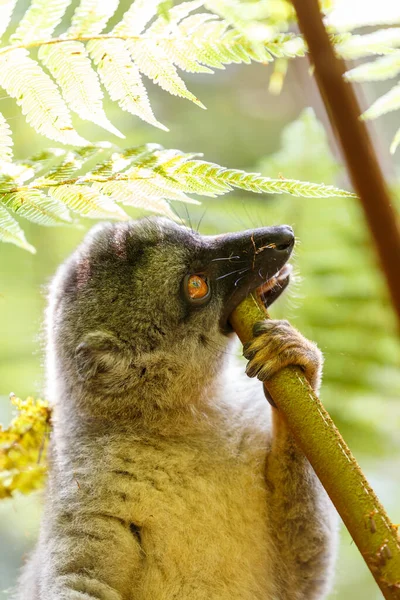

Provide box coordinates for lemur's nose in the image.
[272,225,295,252]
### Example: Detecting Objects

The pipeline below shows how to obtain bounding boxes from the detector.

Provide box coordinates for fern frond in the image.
[10,0,71,44]
[38,42,124,137]
[154,152,357,198]
[0,49,88,145]
[0,142,356,251]
[2,189,72,225]
[0,205,35,253]
[361,83,400,121]
[0,112,13,162]
[390,126,400,154]
[68,0,119,36]
[0,0,18,41]
[0,0,308,144]
[48,185,129,220]
[345,53,400,83]
[88,39,168,130]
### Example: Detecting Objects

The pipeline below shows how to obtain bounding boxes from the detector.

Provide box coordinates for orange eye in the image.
[187,275,209,299]
[183,274,211,304]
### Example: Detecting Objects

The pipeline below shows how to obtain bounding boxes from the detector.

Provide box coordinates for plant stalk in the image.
[291,0,400,330]
[230,295,400,600]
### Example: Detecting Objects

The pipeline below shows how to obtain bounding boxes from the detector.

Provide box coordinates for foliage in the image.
[0,395,51,499]
[258,109,400,453]
[345,51,400,153]
[0,0,305,148]
[0,0,399,252]
[0,142,356,252]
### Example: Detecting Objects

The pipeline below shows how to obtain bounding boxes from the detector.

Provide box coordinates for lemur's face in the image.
[49,217,294,400]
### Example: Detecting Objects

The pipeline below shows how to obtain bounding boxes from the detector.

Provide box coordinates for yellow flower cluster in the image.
[0,395,51,499]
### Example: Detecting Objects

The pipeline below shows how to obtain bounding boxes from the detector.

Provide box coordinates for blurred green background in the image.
[1,1,400,598]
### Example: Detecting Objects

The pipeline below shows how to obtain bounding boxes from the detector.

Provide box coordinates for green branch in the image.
[230,295,400,600]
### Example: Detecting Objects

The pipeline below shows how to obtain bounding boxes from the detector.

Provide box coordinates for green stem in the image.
[230,295,400,600]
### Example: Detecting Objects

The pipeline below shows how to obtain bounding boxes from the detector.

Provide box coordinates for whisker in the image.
[169,202,183,223]
[183,203,194,232]
[196,208,207,232]
[241,201,257,228]
[215,266,249,281]
[211,255,242,262]
[234,273,249,287]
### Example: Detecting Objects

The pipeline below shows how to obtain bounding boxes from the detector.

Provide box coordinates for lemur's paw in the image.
[243,320,323,391]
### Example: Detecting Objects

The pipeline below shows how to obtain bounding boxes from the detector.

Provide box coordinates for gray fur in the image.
[15,218,337,600]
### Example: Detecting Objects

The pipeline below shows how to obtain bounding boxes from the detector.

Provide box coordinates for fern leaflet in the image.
[0,112,13,162]
[361,83,400,121]
[0,205,35,253]
[49,185,129,220]
[88,39,168,130]
[38,42,124,138]
[345,53,400,83]
[2,189,72,226]
[390,127,400,155]
[113,0,165,36]
[0,49,87,145]
[10,0,71,44]
[335,28,400,60]
[68,0,119,36]
[0,0,18,41]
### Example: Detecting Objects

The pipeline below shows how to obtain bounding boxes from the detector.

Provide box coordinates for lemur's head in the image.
[47,218,293,416]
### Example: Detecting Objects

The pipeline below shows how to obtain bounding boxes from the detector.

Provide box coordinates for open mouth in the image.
[214,224,295,333]
[256,263,292,309]
[221,262,293,333]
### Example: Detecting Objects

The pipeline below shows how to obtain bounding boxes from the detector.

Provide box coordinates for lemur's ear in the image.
[75,331,133,390]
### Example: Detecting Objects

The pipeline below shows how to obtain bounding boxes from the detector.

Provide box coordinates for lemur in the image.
[15,217,337,600]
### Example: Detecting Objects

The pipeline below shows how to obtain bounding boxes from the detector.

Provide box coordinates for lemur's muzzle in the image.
[211,225,294,333]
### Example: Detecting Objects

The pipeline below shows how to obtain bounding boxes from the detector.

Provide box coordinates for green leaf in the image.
[390,126,400,154]
[0,140,356,252]
[68,0,119,36]
[0,0,18,41]
[335,28,400,60]
[113,0,165,35]
[362,83,400,121]
[157,0,174,20]
[152,0,205,31]
[0,112,13,162]
[128,38,206,108]
[162,154,356,198]
[2,189,72,225]
[345,53,400,83]
[0,49,88,146]
[38,42,124,137]
[93,180,178,218]
[48,184,129,219]
[10,0,72,44]
[0,205,35,252]
[88,39,168,130]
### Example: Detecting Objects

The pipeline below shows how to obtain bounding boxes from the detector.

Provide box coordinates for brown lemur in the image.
[15,217,337,600]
